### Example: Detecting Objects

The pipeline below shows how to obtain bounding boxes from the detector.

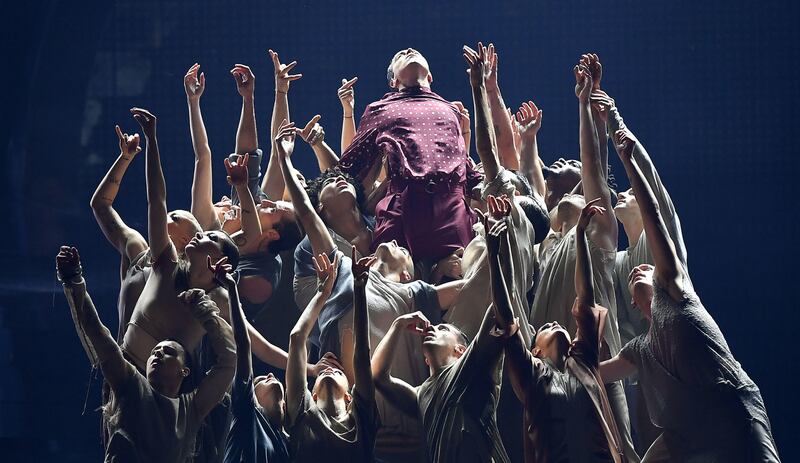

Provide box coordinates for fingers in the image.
[351,245,357,262]
[338,76,358,91]
[585,197,603,208]
[301,114,322,137]
[115,124,124,141]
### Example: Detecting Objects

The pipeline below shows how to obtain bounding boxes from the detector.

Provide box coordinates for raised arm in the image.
[516,101,546,198]
[614,130,685,297]
[464,43,500,182]
[299,115,340,172]
[573,199,608,359]
[371,312,428,417]
[575,64,617,249]
[132,108,174,260]
[179,287,236,419]
[582,54,610,180]
[184,64,219,231]
[338,77,358,152]
[210,257,251,381]
[225,155,262,254]
[453,101,471,156]
[286,253,337,423]
[231,64,258,154]
[483,44,519,170]
[261,50,302,200]
[275,121,336,256]
[487,219,514,330]
[351,247,377,403]
[57,247,134,391]
[90,125,148,261]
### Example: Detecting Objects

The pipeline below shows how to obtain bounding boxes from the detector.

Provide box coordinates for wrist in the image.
[275,88,288,95]
[242,95,255,103]
[342,113,353,118]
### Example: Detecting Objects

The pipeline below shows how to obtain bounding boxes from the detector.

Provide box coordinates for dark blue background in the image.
[1,0,797,460]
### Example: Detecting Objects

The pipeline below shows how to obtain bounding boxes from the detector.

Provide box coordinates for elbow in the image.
[89,195,109,210]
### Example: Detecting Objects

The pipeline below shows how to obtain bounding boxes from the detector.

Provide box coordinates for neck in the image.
[560,215,578,235]
[426,353,458,376]
[373,261,402,283]
[326,207,366,242]
[398,77,430,91]
[188,265,215,291]
[151,381,180,398]
[317,397,348,420]
[620,216,644,248]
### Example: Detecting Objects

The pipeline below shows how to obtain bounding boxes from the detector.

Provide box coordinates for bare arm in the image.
[516,101,546,198]
[299,115,340,172]
[231,64,258,155]
[275,122,336,256]
[132,108,174,260]
[286,254,337,424]
[434,279,465,310]
[371,313,426,417]
[615,130,685,297]
[484,44,519,170]
[575,65,617,249]
[582,54,610,181]
[225,155,262,254]
[351,250,376,403]
[487,221,514,331]
[262,50,301,199]
[215,269,252,382]
[338,77,358,152]
[599,355,637,383]
[57,247,134,392]
[464,44,501,182]
[89,126,148,261]
[184,64,219,231]
[180,289,236,419]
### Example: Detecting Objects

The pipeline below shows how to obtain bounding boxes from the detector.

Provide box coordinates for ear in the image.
[427,72,433,85]
[389,78,398,89]
[264,228,280,242]
[400,270,413,283]
[454,344,467,357]
[312,392,318,402]
[344,391,352,405]
[531,347,542,358]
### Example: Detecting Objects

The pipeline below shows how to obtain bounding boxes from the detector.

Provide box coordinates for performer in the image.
[285,251,379,462]
[601,129,780,461]
[337,47,481,263]
[492,200,630,462]
[57,246,235,462]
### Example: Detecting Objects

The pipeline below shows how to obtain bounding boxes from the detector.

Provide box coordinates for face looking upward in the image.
[544,158,582,211]
[254,373,286,421]
[421,323,467,363]
[166,210,202,252]
[311,366,351,406]
[146,340,189,392]
[374,240,414,282]
[614,188,640,224]
[628,264,655,320]
[388,48,432,89]
[532,321,571,363]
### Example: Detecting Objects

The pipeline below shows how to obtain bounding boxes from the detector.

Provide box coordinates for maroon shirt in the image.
[339,86,480,187]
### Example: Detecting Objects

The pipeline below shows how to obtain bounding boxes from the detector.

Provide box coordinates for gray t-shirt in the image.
[105,372,204,463]
[532,228,621,355]
[287,389,379,463]
[619,281,774,458]
[417,309,509,463]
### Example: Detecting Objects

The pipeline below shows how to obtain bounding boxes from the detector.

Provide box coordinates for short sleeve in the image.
[231,376,256,418]
[351,386,381,448]
[619,336,643,367]
[406,280,442,324]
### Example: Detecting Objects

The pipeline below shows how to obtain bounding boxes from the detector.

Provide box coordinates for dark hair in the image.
[443,323,469,347]
[268,216,305,254]
[305,167,367,216]
[509,170,533,197]
[517,195,551,245]
[216,232,240,271]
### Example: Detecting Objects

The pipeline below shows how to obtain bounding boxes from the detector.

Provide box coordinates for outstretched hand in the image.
[274,119,297,159]
[577,197,605,233]
[184,63,205,101]
[351,245,377,284]
[224,154,250,187]
[338,77,358,115]
[230,64,255,99]
[269,49,302,93]
[483,43,499,91]
[56,246,82,282]
[590,89,615,123]
[574,63,593,103]
[515,100,543,141]
[613,128,637,162]
[208,255,236,287]
[130,107,157,138]
[299,115,324,146]
[115,125,141,158]
[313,252,339,295]
[463,43,487,88]
[580,53,602,90]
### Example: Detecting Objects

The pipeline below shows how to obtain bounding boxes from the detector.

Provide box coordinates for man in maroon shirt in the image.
[338,48,480,263]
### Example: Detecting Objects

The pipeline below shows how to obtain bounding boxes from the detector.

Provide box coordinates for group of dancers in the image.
[57,42,780,462]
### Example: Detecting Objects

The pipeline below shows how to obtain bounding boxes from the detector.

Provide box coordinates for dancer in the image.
[492,200,629,461]
[600,130,780,461]
[285,252,379,462]
[337,47,480,263]
[57,246,235,462]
